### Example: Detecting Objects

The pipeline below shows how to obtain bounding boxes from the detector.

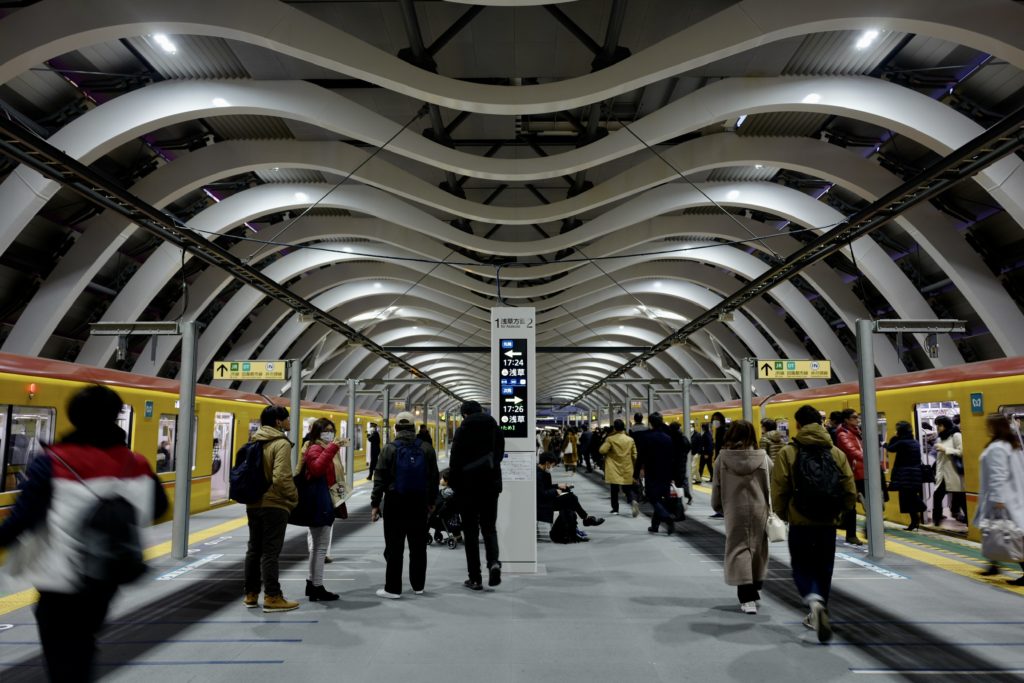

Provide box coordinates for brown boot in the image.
[262,594,299,613]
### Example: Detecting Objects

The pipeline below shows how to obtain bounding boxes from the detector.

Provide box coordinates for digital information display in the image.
[498,338,528,438]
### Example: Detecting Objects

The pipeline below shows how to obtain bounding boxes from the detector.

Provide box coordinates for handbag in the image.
[921,462,936,484]
[979,511,1024,563]
[763,455,787,543]
[289,463,334,528]
[462,451,496,477]
[329,482,348,519]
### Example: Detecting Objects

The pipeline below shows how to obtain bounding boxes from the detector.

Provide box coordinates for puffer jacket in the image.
[835,424,865,480]
[759,430,786,464]
[300,439,339,486]
[771,423,857,527]
[247,425,298,512]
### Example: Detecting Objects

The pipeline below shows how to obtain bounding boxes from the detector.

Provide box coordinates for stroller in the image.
[427,486,462,549]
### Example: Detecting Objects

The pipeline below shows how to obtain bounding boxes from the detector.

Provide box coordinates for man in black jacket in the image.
[367,422,381,480]
[449,401,505,590]
[537,452,604,528]
[634,413,678,534]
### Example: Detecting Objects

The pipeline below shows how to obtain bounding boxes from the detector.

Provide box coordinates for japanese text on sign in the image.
[214,360,286,381]
[499,338,529,438]
[756,359,832,380]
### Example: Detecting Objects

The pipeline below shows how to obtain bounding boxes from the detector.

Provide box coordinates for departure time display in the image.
[499,338,528,438]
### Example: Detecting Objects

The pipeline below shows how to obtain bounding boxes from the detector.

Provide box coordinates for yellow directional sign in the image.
[757,359,831,380]
[213,360,287,381]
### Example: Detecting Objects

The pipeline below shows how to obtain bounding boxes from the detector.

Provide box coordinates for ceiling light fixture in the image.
[726,189,741,200]
[294,192,309,201]
[855,29,880,50]
[802,93,821,104]
[342,247,352,253]
[755,164,764,169]
[735,114,748,128]
[152,33,177,54]
[211,97,230,107]
[373,282,382,289]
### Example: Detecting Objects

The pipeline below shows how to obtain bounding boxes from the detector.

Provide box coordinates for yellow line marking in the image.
[0,478,376,617]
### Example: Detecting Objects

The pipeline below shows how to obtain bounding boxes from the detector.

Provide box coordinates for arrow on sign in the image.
[504,349,522,358]
[216,363,229,377]
[504,395,524,405]
[760,363,772,375]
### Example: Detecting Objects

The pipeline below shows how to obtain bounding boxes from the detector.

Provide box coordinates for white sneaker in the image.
[631,501,640,518]
[810,600,832,643]
[376,588,401,600]
[414,589,424,595]
[740,601,757,614]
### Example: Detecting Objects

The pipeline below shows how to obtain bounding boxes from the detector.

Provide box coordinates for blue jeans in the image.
[788,525,837,604]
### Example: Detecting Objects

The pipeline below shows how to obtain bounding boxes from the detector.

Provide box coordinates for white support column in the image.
[741,358,754,423]
[857,319,886,560]
[346,378,356,492]
[492,307,537,574]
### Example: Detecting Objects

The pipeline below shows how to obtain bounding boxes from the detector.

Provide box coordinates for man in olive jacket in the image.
[244,405,300,613]
[771,404,856,644]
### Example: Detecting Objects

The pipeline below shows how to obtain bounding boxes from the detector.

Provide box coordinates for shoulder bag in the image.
[763,455,787,543]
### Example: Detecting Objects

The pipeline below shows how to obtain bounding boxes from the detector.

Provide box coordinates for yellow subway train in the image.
[0,352,386,522]
[664,357,1024,540]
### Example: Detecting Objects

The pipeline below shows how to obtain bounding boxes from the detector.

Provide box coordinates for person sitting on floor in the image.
[537,452,604,530]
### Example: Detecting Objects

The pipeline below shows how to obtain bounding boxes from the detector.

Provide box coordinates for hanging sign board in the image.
[756,359,831,380]
[214,360,286,381]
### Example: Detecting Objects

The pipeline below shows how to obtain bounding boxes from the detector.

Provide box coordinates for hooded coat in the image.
[600,431,637,485]
[248,425,298,513]
[711,448,771,586]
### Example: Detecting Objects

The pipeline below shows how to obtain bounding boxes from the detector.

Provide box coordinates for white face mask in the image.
[369,426,376,433]
[712,421,720,429]
[322,431,335,442]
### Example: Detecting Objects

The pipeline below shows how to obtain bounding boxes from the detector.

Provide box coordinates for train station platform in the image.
[1,464,1023,682]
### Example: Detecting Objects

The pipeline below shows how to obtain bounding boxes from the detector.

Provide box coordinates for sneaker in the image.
[740,601,757,614]
[1009,575,1024,586]
[609,510,619,515]
[583,516,605,527]
[488,563,502,587]
[648,526,659,534]
[666,521,675,535]
[575,529,589,541]
[709,512,724,519]
[981,564,1001,577]
[845,536,865,546]
[463,579,483,591]
[262,594,300,613]
[376,588,401,600]
[324,556,333,564]
[631,501,640,518]
[243,593,259,609]
[802,612,814,631]
[414,589,425,595]
[810,600,832,643]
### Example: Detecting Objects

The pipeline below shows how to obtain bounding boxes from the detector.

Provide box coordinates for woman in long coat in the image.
[562,428,579,472]
[886,421,925,530]
[711,420,771,614]
[974,413,1024,584]
[933,416,967,524]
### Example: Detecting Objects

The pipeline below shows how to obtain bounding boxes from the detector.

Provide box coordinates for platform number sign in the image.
[499,338,529,438]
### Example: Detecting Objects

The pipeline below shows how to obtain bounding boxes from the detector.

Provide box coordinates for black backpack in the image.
[49,449,146,587]
[792,443,846,521]
[549,511,582,544]
[229,440,274,504]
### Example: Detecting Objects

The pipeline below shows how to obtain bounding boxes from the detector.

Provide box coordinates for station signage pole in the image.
[492,307,537,574]
[346,378,357,492]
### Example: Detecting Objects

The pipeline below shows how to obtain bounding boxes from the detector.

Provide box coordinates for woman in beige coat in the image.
[600,419,639,517]
[711,420,771,614]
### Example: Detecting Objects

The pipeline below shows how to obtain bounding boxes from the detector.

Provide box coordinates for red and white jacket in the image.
[0,443,166,593]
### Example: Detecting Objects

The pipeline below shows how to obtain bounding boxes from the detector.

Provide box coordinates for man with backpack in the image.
[771,405,857,644]
[449,401,504,590]
[242,404,300,612]
[0,385,168,682]
[370,412,439,599]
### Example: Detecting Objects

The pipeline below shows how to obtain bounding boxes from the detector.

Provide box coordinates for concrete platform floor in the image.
[1,464,1023,682]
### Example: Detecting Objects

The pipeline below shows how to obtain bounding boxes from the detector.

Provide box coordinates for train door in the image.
[914,400,962,531]
[117,404,133,449]
[1,405,55,492]
[210,412,234,504]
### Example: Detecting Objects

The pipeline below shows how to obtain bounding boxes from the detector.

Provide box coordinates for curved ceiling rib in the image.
[2,0,1022,114]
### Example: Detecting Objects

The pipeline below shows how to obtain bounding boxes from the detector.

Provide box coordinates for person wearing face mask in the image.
[933,415,967,525]
[367,422,381,480]
[835,409,866,545]
[298,418,349,602]
[708,412,727,517]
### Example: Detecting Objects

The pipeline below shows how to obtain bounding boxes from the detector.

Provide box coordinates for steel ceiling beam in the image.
[572,102,1024,403]
[0,114,464,403]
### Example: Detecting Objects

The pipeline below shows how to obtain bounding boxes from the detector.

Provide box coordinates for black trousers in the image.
[553,492,587,519]
[609,483,635,512]
[383,492,429,595]
[737,581,763,603]
[245,507,290,596]
[460,492,500,582]
[933,481,967,520]
[36,585,117,682]
[698,453,713,480]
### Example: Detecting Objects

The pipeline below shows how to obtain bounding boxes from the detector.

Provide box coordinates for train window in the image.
[157,414,176,473]
[117,404,133,449]
[354,423,363,451]
[2,406,55,493]
[210,412,234,503]
[775,418,791,442]
[998,406,1024,447]
[303,417,316,439]
[248,419,260,442]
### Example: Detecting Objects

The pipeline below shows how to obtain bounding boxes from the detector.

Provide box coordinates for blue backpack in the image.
[393,439,428,495]
[229,440,276,504]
